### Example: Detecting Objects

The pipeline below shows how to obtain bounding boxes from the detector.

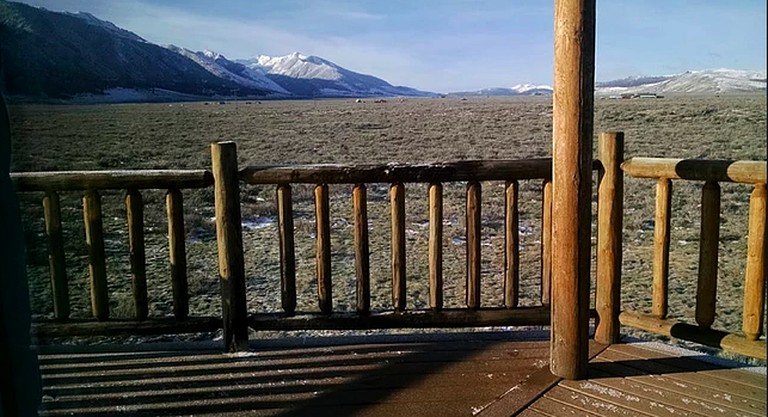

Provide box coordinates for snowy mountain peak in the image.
[254,52,342,81]
[597,68,766,94]
[511,83,553,93]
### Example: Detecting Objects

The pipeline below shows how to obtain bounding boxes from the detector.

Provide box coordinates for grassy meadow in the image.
[7,94,767,346]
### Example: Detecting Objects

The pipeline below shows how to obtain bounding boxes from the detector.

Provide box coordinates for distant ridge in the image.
[596,69,766,94]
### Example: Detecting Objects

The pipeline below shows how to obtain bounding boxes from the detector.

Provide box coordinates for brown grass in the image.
[8,95,767,347]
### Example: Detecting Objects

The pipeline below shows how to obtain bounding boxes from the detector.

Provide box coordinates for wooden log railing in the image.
[11,170,220,337]
[221,143,613,350]
[619,157,767,359]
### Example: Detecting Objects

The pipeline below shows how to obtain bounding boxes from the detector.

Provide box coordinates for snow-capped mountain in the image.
[448,84,553,97]
[238,52,434,98]
[596,69,766,94]
[165,46,289,95]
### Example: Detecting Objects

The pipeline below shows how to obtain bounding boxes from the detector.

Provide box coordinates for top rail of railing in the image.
[10,170,213,191]
[621,158,766,184]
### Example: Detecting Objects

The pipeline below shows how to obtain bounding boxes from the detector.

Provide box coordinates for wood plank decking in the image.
[35,333,765,417]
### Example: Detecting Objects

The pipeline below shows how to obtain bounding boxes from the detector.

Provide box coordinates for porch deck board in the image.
[36,335,766,417]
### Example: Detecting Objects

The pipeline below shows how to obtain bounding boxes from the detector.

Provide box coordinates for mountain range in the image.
[1,1,765,102]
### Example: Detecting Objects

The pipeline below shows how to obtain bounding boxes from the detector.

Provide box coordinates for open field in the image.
[7,95,767,346]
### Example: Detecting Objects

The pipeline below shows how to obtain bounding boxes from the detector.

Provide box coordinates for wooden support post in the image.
[277,184,296,315]
[505,180,520,309]
[652,178,672,318]
[743,183,766,341]
[125,189,148,321]
[429,183,443,311]
[551,0,595,380]
[353,184,370,315]
[167,188,188,320]
[595,132,624,344]
[391,183,406,311]
[315,184,332,315]
[211,142,248,352]
[696,181,720,329]
[83,190,109,320]
[541,179,553,305]
[43,191,69,319]
[466,181,481,309]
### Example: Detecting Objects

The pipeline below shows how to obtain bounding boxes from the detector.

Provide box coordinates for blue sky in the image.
[17,0,768,92]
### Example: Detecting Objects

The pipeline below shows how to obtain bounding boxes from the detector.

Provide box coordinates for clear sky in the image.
[16,0,768,93]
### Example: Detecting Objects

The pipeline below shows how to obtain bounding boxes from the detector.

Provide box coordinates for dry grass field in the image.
[7,95,767,348]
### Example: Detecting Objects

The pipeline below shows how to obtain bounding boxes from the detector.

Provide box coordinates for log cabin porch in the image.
[2,0,766,416]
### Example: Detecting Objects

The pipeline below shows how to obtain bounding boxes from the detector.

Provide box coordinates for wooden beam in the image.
[743,183,766,341]
[595,132,624,344]
[32,317,221,338]
[652,178,672,318]
[696,181,720,329]
[276,184,297,315]
[43,191,69,319]
[11,170,213,191]
[504,180,520,309]
[353,184,370,315]
[239,159,553,185]
[83,190,109,320]
[125,189,147,321]
[429,183,443,311]
[541,179,553,305]
[166,188,188,320]
[551,0,596,380]
[466,181,482,309]
[621,158,766,184]
[315,184,332,315]
[390,183,406,311]
[211,142,248,352]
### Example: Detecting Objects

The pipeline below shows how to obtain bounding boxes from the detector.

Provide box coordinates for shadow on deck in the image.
[36,331,766,417]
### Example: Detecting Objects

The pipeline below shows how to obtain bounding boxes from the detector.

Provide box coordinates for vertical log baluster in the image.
[167,188,188,320]
[595,132,624,344]
[315,184,332,315]
[429,183,443,311]
[743,183,766,341]
[466,181,481,310]
[126,189,147,321]
[505,180,520,309]
[696,180,720,329]
[390,183,406,311]
[43,191,69,319]
[277,184,296,315]
[353,184,370,315]
[652,178,672,318]
[83,189,108,320]
[541,179,553,305]
[211,142,248,352]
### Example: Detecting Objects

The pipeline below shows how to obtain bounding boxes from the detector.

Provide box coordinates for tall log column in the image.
[551,0,596,380]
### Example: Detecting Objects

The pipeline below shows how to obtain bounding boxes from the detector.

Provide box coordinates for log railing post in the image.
[167,188,189,320]
[551,0,595,380]
[505,180,520,309]
[353,184,370,315]
[541,179,553,305]
[277,184,296,315]
[390,183,406,311]
[43,191,69,319]
[466,181,481,309]
[696,181,720,329]
[315,184,332,315]
[652,178,672,318]
[211,141,248,352]
[125,189,148,321]
[429,183,443,311]
[743,183,766,340]
[83,190,109,320]
[595,132,624,344]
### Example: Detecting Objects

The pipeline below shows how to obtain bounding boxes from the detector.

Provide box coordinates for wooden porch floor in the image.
[36,332,766,417]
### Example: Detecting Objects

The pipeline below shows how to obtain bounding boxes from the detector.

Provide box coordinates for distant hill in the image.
[448,84,553,97]
[596,69,766,95]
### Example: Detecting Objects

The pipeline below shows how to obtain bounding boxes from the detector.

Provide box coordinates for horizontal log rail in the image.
[31,317,221,338]
[13,170,215,333]
[621,158,766,184]
[239,159,553,184]
[618,157,767,360]
[11,169,213,191]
